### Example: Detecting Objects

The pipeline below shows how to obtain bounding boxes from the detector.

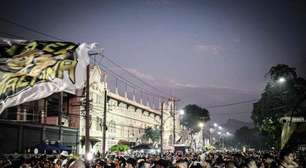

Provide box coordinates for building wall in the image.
[78,65,181,154]
[0,120,79,154]
[68,95,81,128]
[0,64,182,155]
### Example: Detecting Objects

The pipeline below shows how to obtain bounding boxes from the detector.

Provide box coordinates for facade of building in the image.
[0,120,79,154]
[0,92,81,153]
[78,65,182,154]
[0,64,182,154]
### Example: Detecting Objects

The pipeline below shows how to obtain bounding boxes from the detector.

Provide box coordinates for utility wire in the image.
[212,111,251,115]
[0,19,168,101]
[0,31,260,111]
[99,62,168,100]
[205,99,259,109]
[0,32,25,39]
[0,30,168,105]
[0,16,171,100]
[105,98,259,112]
[102,55,171,98]
[0,18,261,111]
[0,17,64,41]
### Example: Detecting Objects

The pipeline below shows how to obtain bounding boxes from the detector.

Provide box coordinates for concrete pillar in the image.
[23,109,27,121]
[41,110,45,124]
[17,106,21,121]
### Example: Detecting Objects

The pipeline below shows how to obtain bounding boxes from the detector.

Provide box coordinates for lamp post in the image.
[217,131,222,149]
[170,98,180,146]
[198,122,204,151]
[209,128,214,145]
[161,108,184,149]
[160,102,164,155]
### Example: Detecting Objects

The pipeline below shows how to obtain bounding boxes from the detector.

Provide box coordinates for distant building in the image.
[0,65,182,154]
[79,65,181,154]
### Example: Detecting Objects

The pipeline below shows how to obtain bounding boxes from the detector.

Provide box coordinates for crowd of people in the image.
[0,148,305,168]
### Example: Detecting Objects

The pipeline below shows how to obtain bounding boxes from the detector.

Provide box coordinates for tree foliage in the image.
[234,126,265,149]
[251,64,306,148]
[143,126,160,143]
[110,144,129,152]
[180,104,210,133]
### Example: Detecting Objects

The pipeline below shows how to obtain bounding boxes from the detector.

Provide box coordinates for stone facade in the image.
[78,65,182,154]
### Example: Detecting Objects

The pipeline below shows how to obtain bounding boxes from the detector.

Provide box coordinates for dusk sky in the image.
[0,0,305,124]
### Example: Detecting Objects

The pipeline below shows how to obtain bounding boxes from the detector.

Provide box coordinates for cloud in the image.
[174,82,199,88]
[120,68,201,89]
[193,44,223,56]
[124,67,156,81]
[167,79,200,88]
[104,66,258,123]
[106,66,259,97]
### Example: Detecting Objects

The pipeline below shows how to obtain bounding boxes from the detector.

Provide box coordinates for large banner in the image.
[0,39,95,113]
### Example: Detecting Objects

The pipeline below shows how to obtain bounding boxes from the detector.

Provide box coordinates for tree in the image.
[143,126,160,143]
[234,126,265,149]
[180,104,210,133]
[266,64,297,81]
[251,64,306,148]
[110,144,129,152]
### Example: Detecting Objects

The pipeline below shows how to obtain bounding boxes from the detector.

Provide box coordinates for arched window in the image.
[109,120,116,134]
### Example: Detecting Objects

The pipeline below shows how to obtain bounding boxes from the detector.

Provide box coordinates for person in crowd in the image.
[54,158,62,168]
[68,159,86,168]
[225,161,237,168]
[1,148,306,168]
[261,153,277,168]
[278,149,299,168]
[245,158,258,168]
[126,157,137,168]
[59,150,69,167]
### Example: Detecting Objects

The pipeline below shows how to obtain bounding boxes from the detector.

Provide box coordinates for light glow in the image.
[179,109,185,115]
[277,77,286,84]
[198,122,204,128]
[86,152,94,161]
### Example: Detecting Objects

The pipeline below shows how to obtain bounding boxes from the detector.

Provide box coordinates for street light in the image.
[277,77,286,84]
[86,152,94,161]
[198,122,205,150]
[218,126,223,130]
[198,122,204,128]
[213,123,218,127]
[179,109,185,115]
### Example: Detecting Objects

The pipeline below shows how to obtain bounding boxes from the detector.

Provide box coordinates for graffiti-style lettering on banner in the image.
[0,40,92,113]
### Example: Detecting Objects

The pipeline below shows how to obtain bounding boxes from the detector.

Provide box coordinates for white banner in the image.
[0,39,97,113]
